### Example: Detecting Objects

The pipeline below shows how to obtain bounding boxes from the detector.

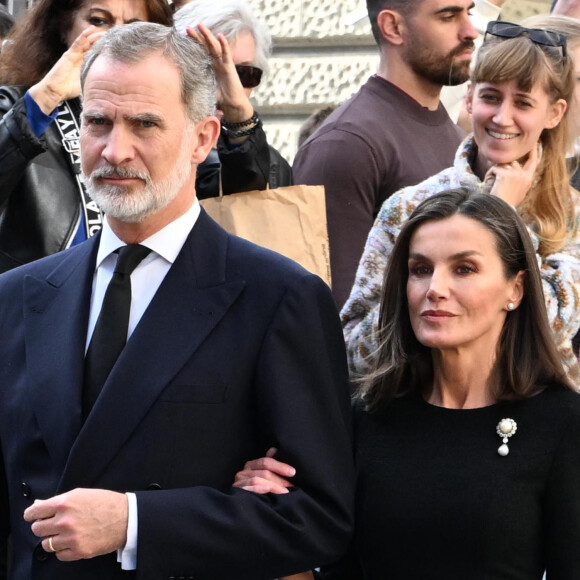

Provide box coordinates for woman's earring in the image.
[507,302,515,311]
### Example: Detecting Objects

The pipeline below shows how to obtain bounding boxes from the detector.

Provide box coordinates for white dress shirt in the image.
[84,199,201,570]
[86,199,201,350]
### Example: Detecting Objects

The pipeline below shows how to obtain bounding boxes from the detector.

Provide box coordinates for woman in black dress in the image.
[235,188,580,579]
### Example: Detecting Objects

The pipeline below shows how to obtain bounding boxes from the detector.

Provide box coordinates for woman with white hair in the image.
[174,0,292,198]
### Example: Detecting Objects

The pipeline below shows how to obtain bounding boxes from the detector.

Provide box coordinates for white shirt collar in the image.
[95,197,201,268]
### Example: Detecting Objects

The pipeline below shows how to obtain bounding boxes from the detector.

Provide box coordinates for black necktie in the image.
[83,244,152,417]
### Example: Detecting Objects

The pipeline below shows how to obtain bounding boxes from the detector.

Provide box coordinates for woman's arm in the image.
[234,448,361,580]
[490,148,580,379]
[0,27,104,206]
[488,142,580,377]
[187,23,291,195]
[533,212,580,381]
[233,450,314,580]
[186,24,254,139]
[27,26,104,115]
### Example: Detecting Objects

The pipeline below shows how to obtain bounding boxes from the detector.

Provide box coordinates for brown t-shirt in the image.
[293,76,465,308]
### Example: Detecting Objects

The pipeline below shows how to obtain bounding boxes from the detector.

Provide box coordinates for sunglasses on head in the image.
[484,21,567,58]
[235,64,263,89]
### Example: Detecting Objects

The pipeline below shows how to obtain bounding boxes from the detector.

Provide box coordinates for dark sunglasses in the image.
[235,64,263,89]
[484,21,567,58]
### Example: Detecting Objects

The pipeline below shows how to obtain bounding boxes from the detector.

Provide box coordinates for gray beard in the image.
[82,137,193,223]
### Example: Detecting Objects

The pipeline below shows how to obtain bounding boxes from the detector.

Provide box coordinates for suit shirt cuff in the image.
[117,492,137,570]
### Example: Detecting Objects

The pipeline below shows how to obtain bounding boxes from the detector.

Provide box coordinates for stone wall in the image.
[248,0,552,165]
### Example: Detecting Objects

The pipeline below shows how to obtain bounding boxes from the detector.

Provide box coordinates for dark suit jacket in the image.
[0,210,355,580]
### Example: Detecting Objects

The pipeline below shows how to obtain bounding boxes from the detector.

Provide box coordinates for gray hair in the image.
[81,22,216,122]
[174,0,271,74]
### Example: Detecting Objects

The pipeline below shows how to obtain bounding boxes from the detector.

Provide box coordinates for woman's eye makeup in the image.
[88,17,108,27]
[408,261,478,276]
[84,10,113,28]
[408,262,432,276]
[456,263,477,274]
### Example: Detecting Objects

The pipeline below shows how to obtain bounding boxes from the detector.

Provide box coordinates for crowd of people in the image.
[1,0,580,579]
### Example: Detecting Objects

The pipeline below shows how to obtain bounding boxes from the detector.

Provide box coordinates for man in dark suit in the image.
[0,23,354,580]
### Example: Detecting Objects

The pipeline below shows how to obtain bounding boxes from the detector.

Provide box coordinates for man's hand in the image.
[23,488,128,561]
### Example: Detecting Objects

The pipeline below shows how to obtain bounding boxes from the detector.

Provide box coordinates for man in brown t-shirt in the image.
[294,0,478,308]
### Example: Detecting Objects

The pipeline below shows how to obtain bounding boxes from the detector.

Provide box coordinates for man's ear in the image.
[190,116,221,164]
[377,10,406,46]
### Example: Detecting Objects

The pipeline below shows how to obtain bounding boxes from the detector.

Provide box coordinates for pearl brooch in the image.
[496,418,517,456]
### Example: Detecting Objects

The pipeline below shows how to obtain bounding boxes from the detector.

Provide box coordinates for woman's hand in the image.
[233,448,296,494]
[235,451,312,580]
[186,23,254,124]
[28,26,106,115]
[486,143,541,207]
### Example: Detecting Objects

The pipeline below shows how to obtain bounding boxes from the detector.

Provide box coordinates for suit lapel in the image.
[23,238,99,473]
[58,211,246,490]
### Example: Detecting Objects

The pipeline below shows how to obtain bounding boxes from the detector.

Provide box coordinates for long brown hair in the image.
[359,187,573,413]
[471,35,576,256]
[522,14,580,190]
[0,0,173,86]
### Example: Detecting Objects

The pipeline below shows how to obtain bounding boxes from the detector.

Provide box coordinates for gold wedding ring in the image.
[48,536,56,553]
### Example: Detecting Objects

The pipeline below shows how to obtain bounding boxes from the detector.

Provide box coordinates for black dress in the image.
[324,387,580,579]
